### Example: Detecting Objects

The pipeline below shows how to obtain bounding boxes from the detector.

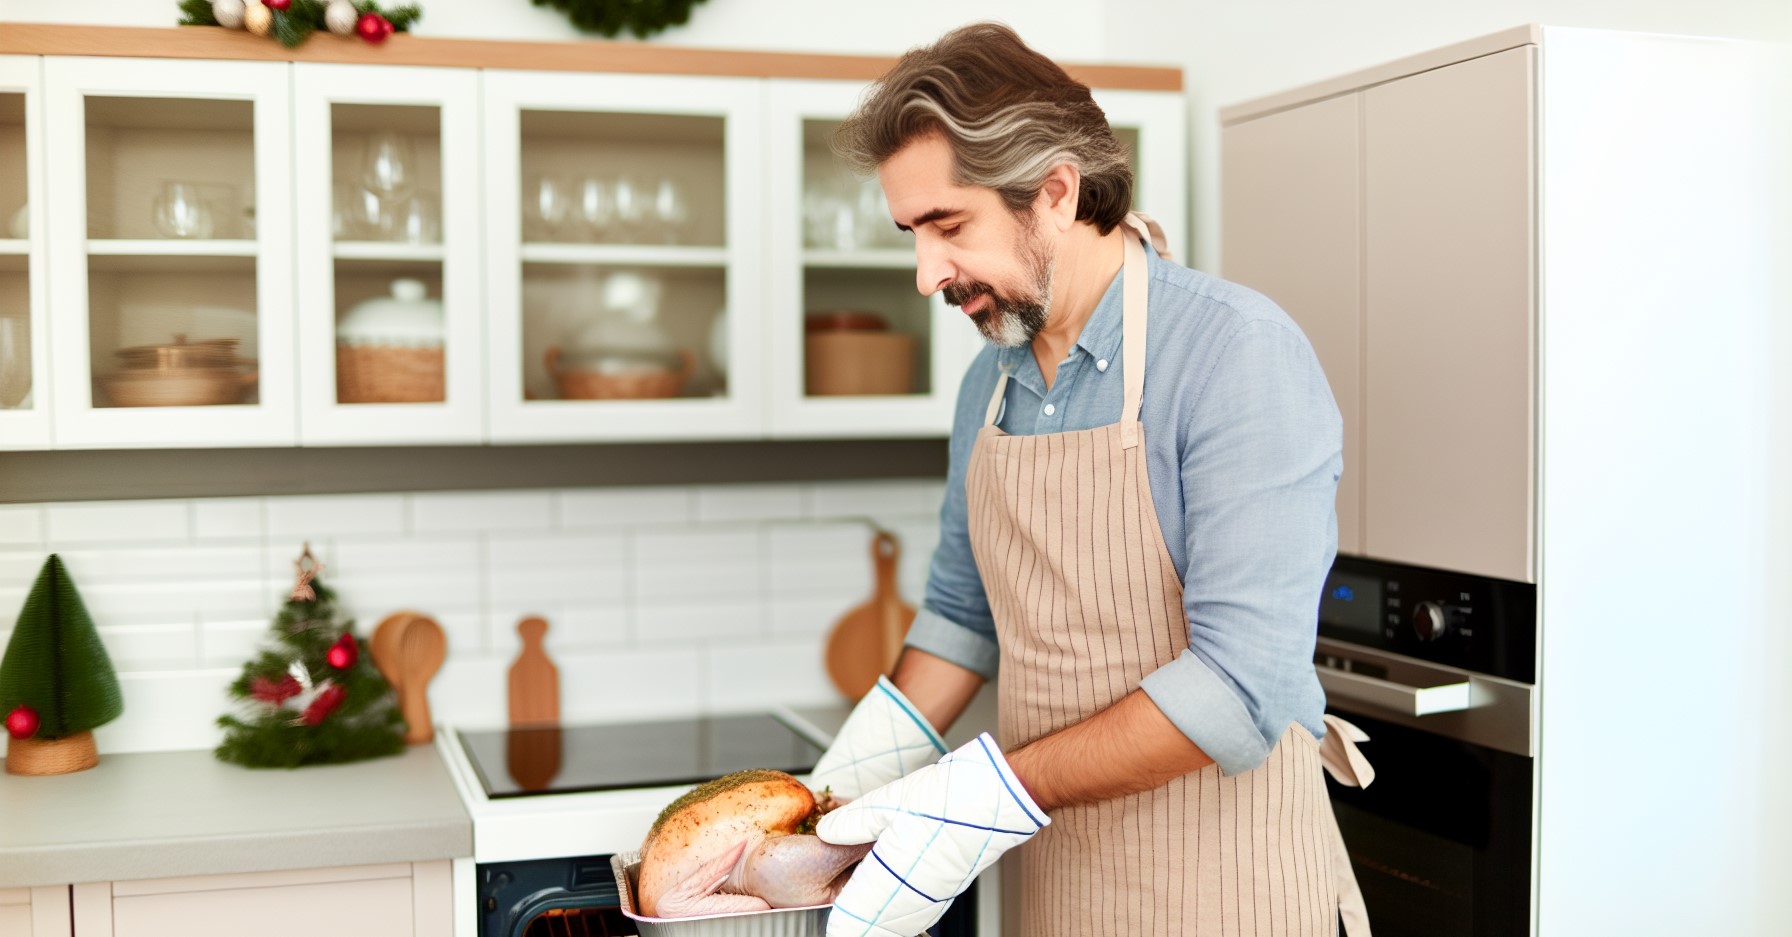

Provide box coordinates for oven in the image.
[437,712,982,937]
[1314,555,1537,937]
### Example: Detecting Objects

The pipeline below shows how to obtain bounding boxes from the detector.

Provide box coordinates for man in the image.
[806,23,1372,937]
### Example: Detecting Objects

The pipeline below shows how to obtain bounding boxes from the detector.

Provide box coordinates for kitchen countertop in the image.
[0,742,471,888]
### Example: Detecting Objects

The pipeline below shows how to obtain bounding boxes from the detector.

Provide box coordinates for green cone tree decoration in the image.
[1,555,125,775]
[215,545,404,769]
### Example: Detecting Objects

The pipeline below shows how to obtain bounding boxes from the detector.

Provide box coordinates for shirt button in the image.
[1096,359,1109,372]
[1043,404,1056,416]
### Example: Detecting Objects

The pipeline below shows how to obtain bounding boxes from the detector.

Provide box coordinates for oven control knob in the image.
[1412,601,1449,641]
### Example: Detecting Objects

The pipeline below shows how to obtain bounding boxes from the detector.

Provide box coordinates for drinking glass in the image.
[152,181,214,239]
[526,175,572,241]
[360,132,416,203]
[651,178,690,244]
[610,176,647,243]
[575,176,613,242]
[0,316,29,409]
[395,193,441,244]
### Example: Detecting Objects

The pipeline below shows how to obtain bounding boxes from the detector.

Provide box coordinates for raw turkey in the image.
[637,769,870,918]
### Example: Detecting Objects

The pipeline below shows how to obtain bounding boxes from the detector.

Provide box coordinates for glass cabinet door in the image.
[293,64,482,445]
[765,80,978,439]
[0,56,48,450]
[44,57,294,448]
[483,71,764,442]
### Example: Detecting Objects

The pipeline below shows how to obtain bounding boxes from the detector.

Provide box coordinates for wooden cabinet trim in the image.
[108,862,414,898]
[0,24,1181,90]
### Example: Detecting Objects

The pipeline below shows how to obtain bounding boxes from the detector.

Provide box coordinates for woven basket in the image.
[546,347,694,401]
[337,344,445,404]
[6,730,99,776]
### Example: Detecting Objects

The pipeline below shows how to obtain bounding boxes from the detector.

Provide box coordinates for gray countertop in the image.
[0,743,472,888]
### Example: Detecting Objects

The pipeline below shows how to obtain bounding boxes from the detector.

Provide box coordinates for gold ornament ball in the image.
[242,1,273,37]
[323,0,359,35]
[212,0,246,29]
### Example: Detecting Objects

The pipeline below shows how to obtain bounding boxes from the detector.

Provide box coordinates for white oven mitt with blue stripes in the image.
[816,733,1048,937]
[808,676,949,801]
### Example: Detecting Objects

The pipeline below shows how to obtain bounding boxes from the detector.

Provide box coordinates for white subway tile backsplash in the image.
[0,506,44,546]
[560,486,693,529]
[769,594,862,638]
[634,599,763,644]
[192,498,264,542]
[56,545,265,583]
[412,491,554,534]
[265,494,405,541]
[98,622,199,672]
[696,484,805,523]
[704,639,842,712]
[11,481,939,752]
[46,500,189,545]
[807,479,942,520]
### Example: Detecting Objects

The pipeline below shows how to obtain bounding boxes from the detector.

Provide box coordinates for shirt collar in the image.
[993,248,1131,373]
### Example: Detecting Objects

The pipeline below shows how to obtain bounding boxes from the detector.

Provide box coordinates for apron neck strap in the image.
[983,367,1011,427]
[1118,212,1157,449]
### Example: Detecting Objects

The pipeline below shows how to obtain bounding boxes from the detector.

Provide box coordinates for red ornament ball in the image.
[356,12,392,43]
[326,633,359,670]
[5,704,40,740]
[263,0,292,10]
[302,684,348,726]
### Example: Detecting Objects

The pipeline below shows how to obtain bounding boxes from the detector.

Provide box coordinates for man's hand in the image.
[817,733,1047,937]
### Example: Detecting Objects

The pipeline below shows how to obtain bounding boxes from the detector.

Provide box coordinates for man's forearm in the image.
[1004,689,1215,812]
[889,646,985,736]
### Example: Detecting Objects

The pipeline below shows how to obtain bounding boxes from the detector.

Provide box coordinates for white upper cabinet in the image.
[1092,88,1188,260]
[0,56,49,450]
[293,64,484,446]
[481,71,766,443]
[43,57,296,448]
[764,79,971,438]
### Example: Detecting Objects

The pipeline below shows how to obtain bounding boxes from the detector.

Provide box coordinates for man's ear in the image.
[1036,162,1082,232]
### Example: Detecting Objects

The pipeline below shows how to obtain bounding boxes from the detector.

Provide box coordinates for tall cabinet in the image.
[1222,26,1792,937]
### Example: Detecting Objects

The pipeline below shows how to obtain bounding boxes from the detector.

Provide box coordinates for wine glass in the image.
[575,176,613,242]
[152,181,214,239]
[526,175,572,242]
[395,193,441,244]
[0,316,29,409]
[360,132,416,204]
[651,178,690,244]
[610,176,647,244]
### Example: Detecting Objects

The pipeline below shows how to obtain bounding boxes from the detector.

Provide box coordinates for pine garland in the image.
[214,572,405,769]
[530,0,708,40]
[179,0,423,48]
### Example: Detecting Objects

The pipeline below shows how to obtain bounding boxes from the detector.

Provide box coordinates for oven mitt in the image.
[816,733,1048,937]
[808,676,949,801]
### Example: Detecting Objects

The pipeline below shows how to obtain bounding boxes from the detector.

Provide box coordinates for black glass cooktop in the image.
[458,714,826,799]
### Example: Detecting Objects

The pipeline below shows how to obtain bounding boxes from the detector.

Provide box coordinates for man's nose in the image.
[915,239,953,297]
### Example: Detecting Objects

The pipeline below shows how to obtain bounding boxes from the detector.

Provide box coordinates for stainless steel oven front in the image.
[1315,555,1537,937]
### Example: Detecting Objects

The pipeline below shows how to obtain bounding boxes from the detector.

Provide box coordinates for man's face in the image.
[878,134,1055,348]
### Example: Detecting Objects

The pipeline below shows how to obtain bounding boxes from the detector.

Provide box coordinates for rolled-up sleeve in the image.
[906,353,1002,679]
[1140,318,1342,775]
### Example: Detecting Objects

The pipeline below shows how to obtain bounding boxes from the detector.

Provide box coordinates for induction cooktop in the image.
[457,713,826,799]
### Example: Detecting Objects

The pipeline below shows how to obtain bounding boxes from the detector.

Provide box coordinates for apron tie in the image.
[1318,714,1375,937]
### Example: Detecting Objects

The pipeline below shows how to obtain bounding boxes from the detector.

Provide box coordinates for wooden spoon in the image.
[397,615,447,745]
[824,531,915,700]
[370,611,419,692]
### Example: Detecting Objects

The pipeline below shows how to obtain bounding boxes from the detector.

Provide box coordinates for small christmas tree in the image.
[1,555,124,776]
[215,545,404,768]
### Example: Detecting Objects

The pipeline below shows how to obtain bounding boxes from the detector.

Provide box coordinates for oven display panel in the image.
[1321,570,1384,636]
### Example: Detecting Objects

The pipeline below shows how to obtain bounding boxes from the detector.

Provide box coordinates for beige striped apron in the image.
[967,214,1373,937]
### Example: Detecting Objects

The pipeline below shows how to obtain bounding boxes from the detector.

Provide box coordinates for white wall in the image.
[0,0,1112,59]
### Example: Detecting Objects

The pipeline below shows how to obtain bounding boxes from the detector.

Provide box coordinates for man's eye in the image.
[940,224,962,238]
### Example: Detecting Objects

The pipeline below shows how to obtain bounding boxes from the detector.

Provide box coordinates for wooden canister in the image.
[805,331,917,396]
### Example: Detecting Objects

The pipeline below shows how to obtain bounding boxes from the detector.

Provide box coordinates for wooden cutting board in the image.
[508,616,560,727]
[824,531,914,700]
[396,615,446,745]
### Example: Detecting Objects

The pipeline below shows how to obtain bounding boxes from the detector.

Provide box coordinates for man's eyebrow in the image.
[895,207,959,233]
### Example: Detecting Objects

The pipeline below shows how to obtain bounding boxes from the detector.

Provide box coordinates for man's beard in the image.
[944,227,1055,349]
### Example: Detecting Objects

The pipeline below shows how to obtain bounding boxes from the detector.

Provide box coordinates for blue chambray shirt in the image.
[905,246,1342,776]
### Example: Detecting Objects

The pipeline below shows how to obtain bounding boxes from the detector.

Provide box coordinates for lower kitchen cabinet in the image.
[0,887,71,937]
[69,862,451,937]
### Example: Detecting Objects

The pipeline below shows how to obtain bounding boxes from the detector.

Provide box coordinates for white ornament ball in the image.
[212,0,247,29]
[242,0,273,36]
[323,0,358,36]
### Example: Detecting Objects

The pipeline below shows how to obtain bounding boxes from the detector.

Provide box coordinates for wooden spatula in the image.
[824,531,915,700]
[370,611,418,692]
[508,616,560,727]
[397,615,446,745]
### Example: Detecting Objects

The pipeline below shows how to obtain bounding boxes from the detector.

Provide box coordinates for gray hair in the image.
[836,22,1134,234]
